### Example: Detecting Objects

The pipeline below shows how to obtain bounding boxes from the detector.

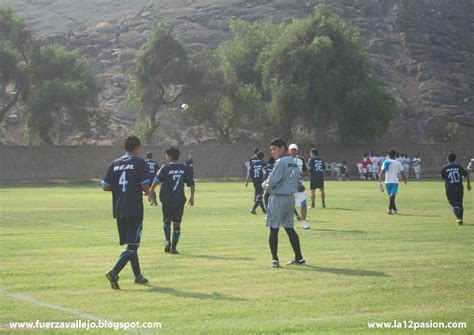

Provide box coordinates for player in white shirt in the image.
[289,144,310,229]
[402,154,410,178]
[370,152,380,180]
[467,158,474,174]
[412,154,422,180]
[379,150,407,215]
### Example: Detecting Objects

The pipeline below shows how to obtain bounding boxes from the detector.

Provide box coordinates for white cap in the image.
[289,144,298,150]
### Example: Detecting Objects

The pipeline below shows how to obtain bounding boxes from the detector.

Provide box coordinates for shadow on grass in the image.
[395,213,442,218]
[143,285,246,301]
[329,207,360,211]
[289,265,388,277]
[183,254,253,261]
[312,228,366,235]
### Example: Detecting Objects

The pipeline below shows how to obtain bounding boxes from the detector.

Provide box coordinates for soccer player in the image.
[245,151,267,214]
[145,152,160,206]
[262,156,275,211]
[101,135,150,289]
[361,153,371,180]
[262,138,305,268]
[289,143,309,229]
[467,158,473,174]
[379,150,407,215]
[441,152,471,225]
[245,147,260,174]
[370,152,380,181]
[149,147,195,254]
[308,148,326,208]
[185,151,194,179]
[402,154,410,179]
[412,154,422,180]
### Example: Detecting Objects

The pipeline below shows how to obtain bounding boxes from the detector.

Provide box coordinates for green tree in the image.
[22,45,99,144]
[127,23,188,144]
[261,5,396,142]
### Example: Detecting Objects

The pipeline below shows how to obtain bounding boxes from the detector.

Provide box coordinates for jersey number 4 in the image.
[119,171,128,192]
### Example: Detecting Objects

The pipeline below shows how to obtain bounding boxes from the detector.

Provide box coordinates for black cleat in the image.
[287,258,306,265]
[271,260,280,268]
[164,242,171,253]
[250,209,256,215]
[310,205,315,209]
[134,275,149,285]
[296,215,302,221]
[322,202,326,208]
[106,270,120,290]
[170,248,179,254]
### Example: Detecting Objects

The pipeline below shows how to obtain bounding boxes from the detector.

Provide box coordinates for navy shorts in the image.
[253,181,264,196]
[116,217,142,246]
[310,179,324,190]
[162,201,186,224]
[446,189,463,207]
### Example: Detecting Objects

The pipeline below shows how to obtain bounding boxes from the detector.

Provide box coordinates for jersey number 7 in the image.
[172,174,182,191]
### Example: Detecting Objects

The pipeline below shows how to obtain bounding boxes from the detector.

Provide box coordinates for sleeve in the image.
[100,164,113,187]
[137,160,150,185]
[154,166,166,184]
[441,167,446,180]
[381,160,390,172]
[263,158,284,191]
[322,160,326,170]
[185,167,195,187]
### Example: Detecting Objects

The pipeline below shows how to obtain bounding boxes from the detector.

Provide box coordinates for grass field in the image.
[0,180,473,334]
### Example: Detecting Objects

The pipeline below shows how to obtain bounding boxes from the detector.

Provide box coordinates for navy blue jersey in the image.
[145,159,160,182]
[249,160,267,183]
[185,157,194,177]
[101,154,150,219]
[263,164,274,179]
[441,163,468,192]
[308,156,325,181]
[154,162,195,204]
[249,155,258,169]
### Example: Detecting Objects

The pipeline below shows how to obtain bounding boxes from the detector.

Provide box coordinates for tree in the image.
[261,5,396,142]
[22,45,99,144]
[127,23,188,144]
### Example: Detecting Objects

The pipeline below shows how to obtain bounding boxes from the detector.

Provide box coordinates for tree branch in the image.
[0,89,21,121]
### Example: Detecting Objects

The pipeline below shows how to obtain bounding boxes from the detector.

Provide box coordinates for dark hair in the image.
[257,151,264,160]
[166,146,180,161]
[389,150,396,159]
[448,152,456,163]
[270,138,287,149]
[253,147,260,154]
[124,135,141,152]
[268,156,275,165]
[311,148,318,156]
[146,152,153,159]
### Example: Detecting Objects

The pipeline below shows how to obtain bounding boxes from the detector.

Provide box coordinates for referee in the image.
[262,138,305,268]
[101,135,150,289]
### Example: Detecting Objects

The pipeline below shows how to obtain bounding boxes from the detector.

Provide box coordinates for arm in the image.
[101,165,113,191]
[188,185,195,206]
[263,159,283,192]
[245,174,250,187]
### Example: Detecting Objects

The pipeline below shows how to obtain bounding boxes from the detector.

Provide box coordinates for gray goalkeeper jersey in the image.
[263,155,299,195]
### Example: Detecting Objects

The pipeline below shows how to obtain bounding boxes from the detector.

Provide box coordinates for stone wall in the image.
[0,144,471,182]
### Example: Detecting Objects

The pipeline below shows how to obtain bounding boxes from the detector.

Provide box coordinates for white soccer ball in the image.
[181,103,189,110]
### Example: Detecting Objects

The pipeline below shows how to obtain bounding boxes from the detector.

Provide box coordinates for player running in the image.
[245,151,267,214]
[101,135,150,289]
[263,138,305,268]
[441,152,471,225]
[149,147,195,254]
[412,154,422,180]
[379,150,407,215]
[308,148,326,208]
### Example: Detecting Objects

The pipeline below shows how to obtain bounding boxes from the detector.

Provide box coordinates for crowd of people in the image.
[356,152,422,181]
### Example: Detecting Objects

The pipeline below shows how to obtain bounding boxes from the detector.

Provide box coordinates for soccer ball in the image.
[181,103,189,110]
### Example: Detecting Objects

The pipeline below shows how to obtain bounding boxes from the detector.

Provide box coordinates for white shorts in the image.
[294,191,307,207]
[361,168,367,174]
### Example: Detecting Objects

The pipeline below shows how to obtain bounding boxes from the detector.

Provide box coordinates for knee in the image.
[173,223,181,231]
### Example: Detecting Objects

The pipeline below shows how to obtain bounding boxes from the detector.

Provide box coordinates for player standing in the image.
[185,151,194,180]
[245,151,267,214]
[289,144,310,229]
[101,135,150,289]
[263,138,305,268]
[412,154,422,180]
[262,156,275,212]
[145,152,160,206]
[379,150,407,215]
[308,148,326,208]
[149,147,195,254]
[441,152,471,225]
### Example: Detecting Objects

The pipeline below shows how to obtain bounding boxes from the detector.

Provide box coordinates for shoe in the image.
[106,270,120,290]
[271,260,280,268]
[386,209,394,215]
[301,221,310,229]
[170,248,179,254]
[250,209,256,215]
[310,204,315,209]
[287,258,305,265]
[456,219,463,225]
[322,202,326,208]
[134,275,149,284]
[296,215,302,221]
[393,209,398,214]
[264,215,267,220]
[164,242,171,253]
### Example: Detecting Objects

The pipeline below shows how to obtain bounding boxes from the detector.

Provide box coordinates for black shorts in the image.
[116,217,142,246]
[253,181,264,196]
[162,201,186,224]
[446,189,463,207]
[310,179,324,190]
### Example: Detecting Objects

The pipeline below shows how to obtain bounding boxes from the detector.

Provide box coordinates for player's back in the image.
[156,163,194,204]
[146,159,159,179]
[250,160,267,182]
[104,154,148,219]
[309,157,325,179]
[382,159,403,183]
[441,163,467,191]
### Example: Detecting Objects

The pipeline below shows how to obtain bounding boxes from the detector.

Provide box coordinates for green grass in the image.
[0,181,473,334]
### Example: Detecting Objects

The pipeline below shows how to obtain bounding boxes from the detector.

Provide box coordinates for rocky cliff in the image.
[4,0,474,144]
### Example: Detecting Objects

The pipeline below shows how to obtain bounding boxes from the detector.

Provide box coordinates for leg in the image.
[163,219,171,252]
[285,228,303,261]
[311,189,316,208]
[269,228,279,261]
[171,222,181,252]
[320,188,326,207]
[300,203,307,221]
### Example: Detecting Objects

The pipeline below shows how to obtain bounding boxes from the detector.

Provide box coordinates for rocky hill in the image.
[3,0,474,144]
